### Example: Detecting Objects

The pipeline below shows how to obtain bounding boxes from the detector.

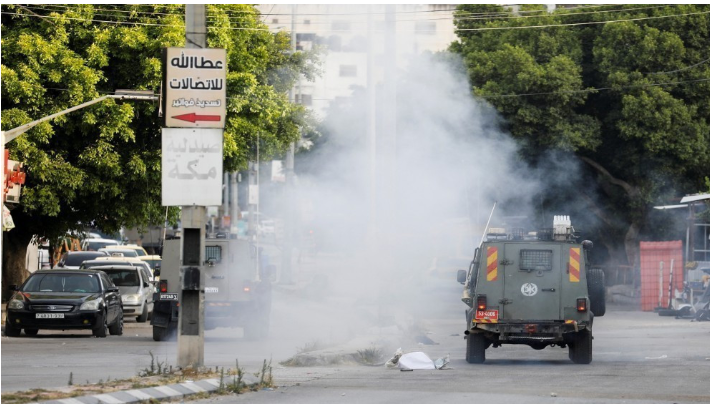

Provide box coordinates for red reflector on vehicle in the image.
[159,280,168,293]
[577,298,587,312]
[476,295,487,311]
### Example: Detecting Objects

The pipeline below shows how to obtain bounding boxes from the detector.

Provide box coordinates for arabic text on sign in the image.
[172,98,222,108]
[169,78,224,91]
[167,160,218,181]
[165,138,221,153]
[171,52,224,70]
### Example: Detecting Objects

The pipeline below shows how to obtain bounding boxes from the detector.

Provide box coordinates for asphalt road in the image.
[191,309,710,404]
[3,252,710,403]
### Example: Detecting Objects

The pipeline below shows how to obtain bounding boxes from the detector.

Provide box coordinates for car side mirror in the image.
[144,282,150,287]
[205,258,216,267]
[154,268,161,277]
[457,270,467,284]
[108,286,119,293]
[9,284,19,291]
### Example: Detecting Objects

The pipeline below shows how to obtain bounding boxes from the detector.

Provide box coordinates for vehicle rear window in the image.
[23,273,100,293]
[520,250,553,271]
[101,249,139,257]
[86,240,118,251]
[101,269,141,286]
[65,253,105,266]
[205,246,222,263]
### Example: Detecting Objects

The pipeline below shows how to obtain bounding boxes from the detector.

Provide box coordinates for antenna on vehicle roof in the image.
[479,201,497,249]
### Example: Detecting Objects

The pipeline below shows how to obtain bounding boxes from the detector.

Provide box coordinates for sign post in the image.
[160,8,227,368]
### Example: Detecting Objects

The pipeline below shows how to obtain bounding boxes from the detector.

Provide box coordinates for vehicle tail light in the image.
[159,280,168,293]
[476,295,487,311]
[577,298,587,312]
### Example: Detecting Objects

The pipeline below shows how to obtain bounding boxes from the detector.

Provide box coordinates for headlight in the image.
[80,298,104,311]
[8,296,24,310]
[122,294,141,304]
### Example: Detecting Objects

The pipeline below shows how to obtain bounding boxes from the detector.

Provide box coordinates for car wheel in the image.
[569,329,592,364]
[24,328,39,337]
[92,313,108,338]
[466,333,486,364]
[137,304,148,323]
[109,309,124,336]
[4,320,21,337]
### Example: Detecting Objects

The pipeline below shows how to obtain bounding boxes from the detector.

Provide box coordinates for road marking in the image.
[180,382,206,393]
[93,394,124,404]
[154,386,183,397]
[125,390,153,400]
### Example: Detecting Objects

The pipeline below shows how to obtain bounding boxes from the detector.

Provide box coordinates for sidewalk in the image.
[35,374,262,404]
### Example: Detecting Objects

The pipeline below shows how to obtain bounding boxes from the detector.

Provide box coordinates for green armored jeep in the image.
[457,216,605,364]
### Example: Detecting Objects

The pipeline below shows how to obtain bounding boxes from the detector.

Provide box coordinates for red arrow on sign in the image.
[172,113,221,123]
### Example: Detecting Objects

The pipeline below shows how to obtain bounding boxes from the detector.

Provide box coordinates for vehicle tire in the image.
[109,310,124,336]
[587,268,606,317]
[92,313,108,338]
[4,320,21,337]
[137,304,148,323]
[24,328,39,337]
[465,333,486,364]
[568,329,592,364]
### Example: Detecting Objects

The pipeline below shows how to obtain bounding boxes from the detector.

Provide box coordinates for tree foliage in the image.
[0,4,317,297]
[451,4,710,264]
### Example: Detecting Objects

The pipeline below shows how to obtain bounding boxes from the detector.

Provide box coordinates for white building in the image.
[257,4,458,118]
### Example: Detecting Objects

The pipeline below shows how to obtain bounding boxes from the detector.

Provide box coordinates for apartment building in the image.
[257,4,458,117]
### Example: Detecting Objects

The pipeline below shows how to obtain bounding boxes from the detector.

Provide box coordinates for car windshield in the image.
[23,273,100,293]
[64,253,105,266]
[143,259,161,269]
[101,269,140,287]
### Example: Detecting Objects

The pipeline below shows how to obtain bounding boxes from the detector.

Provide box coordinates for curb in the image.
[34,374,261,404]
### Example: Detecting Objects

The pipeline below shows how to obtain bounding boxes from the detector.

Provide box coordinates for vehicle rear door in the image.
[204,241,230,301]
[501,243,562,320]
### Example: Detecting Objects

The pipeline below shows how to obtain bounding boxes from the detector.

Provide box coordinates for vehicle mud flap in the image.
[466,333,487,364]
[151,300,178,328]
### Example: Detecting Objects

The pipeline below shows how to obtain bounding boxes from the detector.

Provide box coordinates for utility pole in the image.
[367,5,377,237]
[280,4,297,284]
[177,4,207,368]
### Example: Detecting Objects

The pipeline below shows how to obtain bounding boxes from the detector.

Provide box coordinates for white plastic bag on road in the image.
[398,352,435,370]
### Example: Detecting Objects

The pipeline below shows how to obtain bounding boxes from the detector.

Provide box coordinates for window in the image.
[339,65,357,77]
[296,94,313,106]
[520,250,553,272]
[271,18,279,24]
[332,21,351,32]
[415,21,436,35]
[205,246,222,263]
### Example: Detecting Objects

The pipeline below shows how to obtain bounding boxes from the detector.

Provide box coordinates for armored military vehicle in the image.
[457,215,605,364]
[151,237,272,341]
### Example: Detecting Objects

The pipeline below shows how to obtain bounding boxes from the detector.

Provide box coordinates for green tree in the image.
[452,4,710,266]
[1,4,317,298]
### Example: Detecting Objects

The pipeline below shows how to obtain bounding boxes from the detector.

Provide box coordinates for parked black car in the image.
[5,269,123,338]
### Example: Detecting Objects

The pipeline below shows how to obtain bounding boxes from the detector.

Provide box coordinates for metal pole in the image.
[280,5,297,284]
[366,5,377,236]
[177,3,206,369]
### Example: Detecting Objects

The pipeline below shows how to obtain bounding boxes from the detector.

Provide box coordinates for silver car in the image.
[92,265,155,322]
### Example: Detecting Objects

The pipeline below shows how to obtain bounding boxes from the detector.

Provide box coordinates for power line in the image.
[478,78,710,99]
[647,56,710,75]
[456,10,710,32]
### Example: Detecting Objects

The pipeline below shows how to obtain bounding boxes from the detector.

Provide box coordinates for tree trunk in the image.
[2,212,34,301]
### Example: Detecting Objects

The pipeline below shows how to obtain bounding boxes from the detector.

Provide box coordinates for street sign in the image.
[162,128,223,206]
[163,47,227,129]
